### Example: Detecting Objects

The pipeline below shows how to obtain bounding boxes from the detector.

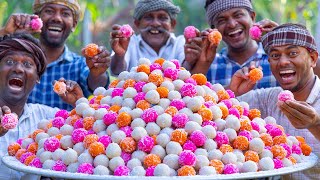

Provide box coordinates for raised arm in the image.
[183,28,218,75]
[110,24,131,75]
[81,46,110,91]
[0,14,41,36]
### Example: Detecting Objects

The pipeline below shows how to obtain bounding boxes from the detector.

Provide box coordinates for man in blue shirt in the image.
[184,0,278,89]
[0,0,111,110]
[28,0,110,110]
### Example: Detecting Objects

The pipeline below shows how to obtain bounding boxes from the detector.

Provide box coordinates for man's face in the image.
[39,3,76,48]
[268,45,317,92]
[134,10,176,51]
[213,8,255,51]
[0,51,39,103]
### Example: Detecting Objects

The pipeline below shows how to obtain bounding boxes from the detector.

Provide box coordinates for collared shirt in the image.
[238,76,320,180]
[207,43,278,88]
[0,103,59,180]
[27,46,91,111]
[112,33,185,74]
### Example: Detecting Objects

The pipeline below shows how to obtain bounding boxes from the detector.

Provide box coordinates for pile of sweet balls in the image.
[7,56,311,176]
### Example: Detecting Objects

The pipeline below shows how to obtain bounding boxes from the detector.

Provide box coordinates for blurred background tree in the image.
[1,0,319,52]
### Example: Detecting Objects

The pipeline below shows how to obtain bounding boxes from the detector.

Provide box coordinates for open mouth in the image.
[150,30,160,34]
[48,26,62,32]
[9,78,24,89]
[279,70,296,82]
[227,29,243,38]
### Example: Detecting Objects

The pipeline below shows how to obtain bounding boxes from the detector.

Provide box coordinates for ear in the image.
[134,20,140,29]
[309,50,318,68]
[72,19,78,31]
[170,19,177,32]
[249,11,256,22]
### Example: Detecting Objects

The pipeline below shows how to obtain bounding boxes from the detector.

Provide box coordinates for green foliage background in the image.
[1,0,318,53]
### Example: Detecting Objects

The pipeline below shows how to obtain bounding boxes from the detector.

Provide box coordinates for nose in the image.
[227,18,238,28]
[278,56,291,67]
[51,11,63,23]
[12,62,24,73]
[151,18,161,27]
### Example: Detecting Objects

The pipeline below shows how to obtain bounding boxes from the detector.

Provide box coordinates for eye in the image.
[234,12,244,18]
[44,9,54,15]
[289,51,298,57]
[217,19,226,26]
[270,53,280,60]
[159,16,169,21]
[62,11,72,18]
[143,15,152,21]
[5,59,15,65]
[23,61,33,68]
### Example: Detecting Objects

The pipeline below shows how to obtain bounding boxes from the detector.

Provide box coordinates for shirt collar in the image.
[47,46,73,67]
[306,75,320,104]
[220,42,267,66]
[18,104,31,124]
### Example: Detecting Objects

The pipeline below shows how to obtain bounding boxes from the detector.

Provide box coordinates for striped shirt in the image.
[239,76,320,179]
[0,103,59,180]
[207,43,278,88]
[111,33,185,75]
[27,46,92,111]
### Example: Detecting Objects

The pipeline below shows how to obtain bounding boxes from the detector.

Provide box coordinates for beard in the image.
[40,29,72,48]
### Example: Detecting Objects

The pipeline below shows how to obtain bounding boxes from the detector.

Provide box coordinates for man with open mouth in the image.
[184,0,279,89]
[25,0,111,110]
[0,33,83,179]
[110,0,184,75]
[229,23,320,180]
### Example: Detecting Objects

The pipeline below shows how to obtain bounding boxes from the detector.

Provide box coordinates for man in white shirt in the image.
[0,33,83,179]
[229,23,320,180]
[110,0,185,75]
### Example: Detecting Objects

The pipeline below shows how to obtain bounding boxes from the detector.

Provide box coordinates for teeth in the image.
[48,27,62,31]
[280,70,295,74]
[228,29,242,35]
[12,78,23,82]
[150,30,159,34]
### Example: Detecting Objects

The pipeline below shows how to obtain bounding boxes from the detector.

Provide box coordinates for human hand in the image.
[278,100,320,129]
[53,78,84,107]
[184,28,218,73]
[0,14,41,35]
[82,46,111,77]
[198,28,219,64]
[110,24,131,57]
[184,28,201,69]
[254,19,278,34]
[229,61,261,96]
[0,106,11,136]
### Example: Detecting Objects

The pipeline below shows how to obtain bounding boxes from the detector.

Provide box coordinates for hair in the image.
[0,33,47,77]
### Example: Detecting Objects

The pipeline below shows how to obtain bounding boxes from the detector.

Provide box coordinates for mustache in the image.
[140,27,169,34]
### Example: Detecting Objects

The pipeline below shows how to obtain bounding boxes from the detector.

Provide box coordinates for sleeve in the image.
[175,35,186,64]
[79,57,93,97]
[110,35,138,76]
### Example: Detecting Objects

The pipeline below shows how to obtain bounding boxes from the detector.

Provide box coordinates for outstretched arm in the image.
[82,46,111,91]
[110,24,131,75]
